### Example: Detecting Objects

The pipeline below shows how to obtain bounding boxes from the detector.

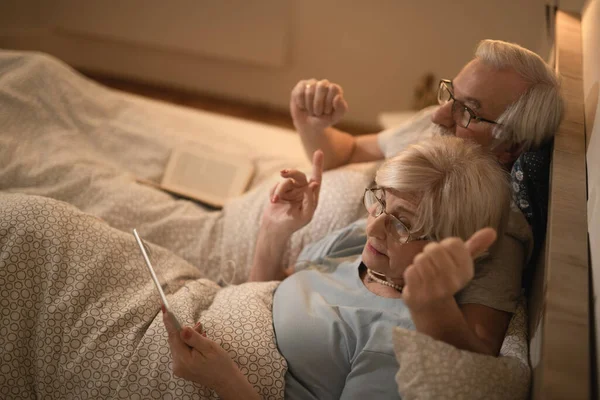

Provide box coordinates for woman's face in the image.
[361,188,430,285]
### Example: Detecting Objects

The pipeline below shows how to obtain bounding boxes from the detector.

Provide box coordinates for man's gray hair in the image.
[476,39,564,150]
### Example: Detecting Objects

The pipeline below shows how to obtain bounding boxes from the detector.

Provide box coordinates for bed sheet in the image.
[109,89,311,188]
[0,48,380,398]
[0,49,532,399]
[0,49,379,283]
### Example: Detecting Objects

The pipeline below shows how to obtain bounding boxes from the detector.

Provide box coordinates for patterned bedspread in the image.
[0,50,377,399]
[0,193,286,399]
[0,49,533,399]
[0,50,378,284]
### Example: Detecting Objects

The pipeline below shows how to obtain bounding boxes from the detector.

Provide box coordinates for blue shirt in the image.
[273,212,529,398]
[273,258,413,399]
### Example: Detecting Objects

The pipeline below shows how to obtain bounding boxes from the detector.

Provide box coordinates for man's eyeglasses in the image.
[363,187,427,244]
[437,79,499,129]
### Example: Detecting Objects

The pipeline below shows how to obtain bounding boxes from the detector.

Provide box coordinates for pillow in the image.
[510,141,553,293]
[220,161,381,282]
[393,296,530,400]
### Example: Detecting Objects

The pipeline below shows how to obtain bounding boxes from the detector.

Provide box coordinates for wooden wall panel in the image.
[530,10,590,400]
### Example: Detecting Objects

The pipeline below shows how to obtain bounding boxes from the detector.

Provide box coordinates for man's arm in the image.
[298,127,383,170]
[409,300,511,356]
[403,228,510,356]
[290,79,384,170]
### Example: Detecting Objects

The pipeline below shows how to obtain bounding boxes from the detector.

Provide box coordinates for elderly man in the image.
[290,39,563,172]
[282,39,564,356]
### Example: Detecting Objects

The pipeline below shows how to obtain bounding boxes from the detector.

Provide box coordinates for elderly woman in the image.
[164,135,513,399]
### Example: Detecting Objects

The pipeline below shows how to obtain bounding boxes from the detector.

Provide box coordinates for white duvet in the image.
[0,49,378,284]
[0,50,378,398]
[0,50,532,400]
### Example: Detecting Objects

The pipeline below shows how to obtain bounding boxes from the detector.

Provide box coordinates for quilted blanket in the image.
[0,49,378,399]
[0,49,533,399]
[0,50,378,284]
[0,193,286,399]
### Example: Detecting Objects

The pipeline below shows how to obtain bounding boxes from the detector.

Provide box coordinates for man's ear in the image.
[497,142,526,166]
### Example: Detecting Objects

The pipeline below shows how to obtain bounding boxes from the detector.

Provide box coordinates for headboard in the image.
[527,9,591,400]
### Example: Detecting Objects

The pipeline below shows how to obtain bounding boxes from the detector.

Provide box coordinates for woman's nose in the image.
[431,102,456,130]
[366,213,387,239]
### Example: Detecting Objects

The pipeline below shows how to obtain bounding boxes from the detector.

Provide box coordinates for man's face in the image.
[431,59,530,155]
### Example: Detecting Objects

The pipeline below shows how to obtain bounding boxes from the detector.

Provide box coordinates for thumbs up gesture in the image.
[402,228,497,311]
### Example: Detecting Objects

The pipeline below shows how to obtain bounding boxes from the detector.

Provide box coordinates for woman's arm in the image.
[403,228,508,356]
[248,150,324,281]
[248,225,293,281]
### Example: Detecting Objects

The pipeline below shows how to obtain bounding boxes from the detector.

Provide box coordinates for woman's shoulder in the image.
[295,219,367,272]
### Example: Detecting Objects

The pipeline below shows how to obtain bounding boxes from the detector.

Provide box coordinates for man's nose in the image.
[432,102,456,130]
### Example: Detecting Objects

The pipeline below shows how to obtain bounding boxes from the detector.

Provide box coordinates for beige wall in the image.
[0,0,551,127]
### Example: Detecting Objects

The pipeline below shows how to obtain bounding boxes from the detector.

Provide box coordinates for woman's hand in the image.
[402,228,497,311]
[249,151,323,282]
[261,149,324,237]
[163,312,259,399]
[290,79,348,132]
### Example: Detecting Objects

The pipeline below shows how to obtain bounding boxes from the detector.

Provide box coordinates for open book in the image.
[138,146,255,208]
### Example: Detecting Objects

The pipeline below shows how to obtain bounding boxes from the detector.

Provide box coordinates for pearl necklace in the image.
[366,268,403,292]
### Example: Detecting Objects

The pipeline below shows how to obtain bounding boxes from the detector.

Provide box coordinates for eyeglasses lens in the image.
[453,105,471,128]
[437,82,451,105]
[364,190,383,217]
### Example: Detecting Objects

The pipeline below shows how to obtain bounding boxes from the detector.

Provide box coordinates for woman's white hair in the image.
[476,39,564,150]
[375,135,510,242]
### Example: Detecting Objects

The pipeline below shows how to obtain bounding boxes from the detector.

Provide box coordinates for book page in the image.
[160,147,254,207]
[168,151,234,198]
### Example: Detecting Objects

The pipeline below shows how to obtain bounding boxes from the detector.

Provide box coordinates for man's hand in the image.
[402,228,497,311]
[290,79,349,132]
[261,149,324,236]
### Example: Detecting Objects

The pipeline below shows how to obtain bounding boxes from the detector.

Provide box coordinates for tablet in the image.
[133,229,182,331]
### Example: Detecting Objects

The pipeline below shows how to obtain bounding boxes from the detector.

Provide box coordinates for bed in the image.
[0,6,593,400]
[0,45,382,400]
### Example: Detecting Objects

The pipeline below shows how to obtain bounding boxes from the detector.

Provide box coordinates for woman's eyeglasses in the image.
[363,187,428,244]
